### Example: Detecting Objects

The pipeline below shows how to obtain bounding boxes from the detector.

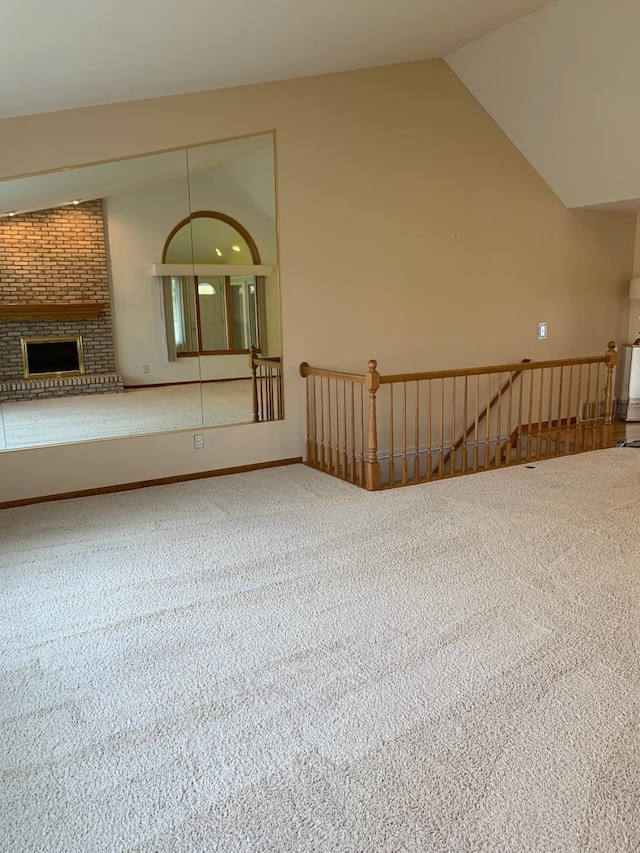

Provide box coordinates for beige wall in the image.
[0,59,635,502]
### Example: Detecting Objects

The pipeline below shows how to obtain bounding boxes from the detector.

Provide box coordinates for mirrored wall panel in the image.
[0,133,281,451]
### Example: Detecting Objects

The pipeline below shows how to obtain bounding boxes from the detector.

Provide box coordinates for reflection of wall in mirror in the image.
[105,144,279,388]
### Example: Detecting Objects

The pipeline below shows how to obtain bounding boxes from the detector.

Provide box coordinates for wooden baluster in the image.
[536,369,544,460]
[462,376,468,475]
[414,380,420,483]
[326,375,333,473]
[516,367,524,464]
[439,378,445,477]
[300,361,313,465]
[319,376,326,471]
[450,377,456,475]
[426,379,433,481]
[337,378,342,475]
[545,366,554,458]
[473,375,480,472]
[575,363,583,453]
[350,383,356,482]
[250,346,259,422]
[262,368,267,422]
[260,366,265,421]
[280,366,284,418]
[593,363,601,450]
[311,375,318,466]
[271,367,275,419]
[594,364,603,449]
[267,369,271,419]
[402,382,408,485]
[592,366,600,449]
[389,383,395,487]
[336,379,341,477]
[484,374,491,470]
[495,372,503,468]
[364,359,381,490]
[360,384,365,486]
[584,362,592,451]
[256,368,261,422]
[564,365,573,455]
[263,369,268,420]
[270,369,275,419]
[555,365,564,455]
[335,378,340,474]
[505,370,514,465]
[302,371,311,464]
[304,371,311,462]
[526,370,534,462]
[591,363,598,447]
[331,378,337,476]
[342,380,348,479]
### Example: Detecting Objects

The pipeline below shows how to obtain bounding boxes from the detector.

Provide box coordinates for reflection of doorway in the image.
[191,275,260,353]
[197,279,226,351]
[230,276,259,350]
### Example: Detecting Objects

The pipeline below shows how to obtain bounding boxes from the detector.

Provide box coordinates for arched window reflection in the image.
[163,212,264,355]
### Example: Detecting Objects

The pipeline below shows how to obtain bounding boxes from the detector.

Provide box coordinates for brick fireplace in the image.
[0,199,123,402]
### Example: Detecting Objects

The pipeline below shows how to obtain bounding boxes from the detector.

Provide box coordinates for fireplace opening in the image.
[21,336,85,379]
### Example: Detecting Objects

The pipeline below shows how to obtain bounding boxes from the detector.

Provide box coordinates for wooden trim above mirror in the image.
[0,302,107,322]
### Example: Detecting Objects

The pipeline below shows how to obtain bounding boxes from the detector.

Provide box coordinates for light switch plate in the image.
[537,322,548,340]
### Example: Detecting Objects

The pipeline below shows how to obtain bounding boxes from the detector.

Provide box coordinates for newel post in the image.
[364,359,381,490]
[603,340,617,447]
[250,346,259,422]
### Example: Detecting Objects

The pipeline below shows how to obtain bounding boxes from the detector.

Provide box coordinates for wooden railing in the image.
[299,343,617,490]
[250,346,283,422]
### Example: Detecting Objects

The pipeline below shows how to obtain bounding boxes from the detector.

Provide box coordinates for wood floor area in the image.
[613,417,640,443]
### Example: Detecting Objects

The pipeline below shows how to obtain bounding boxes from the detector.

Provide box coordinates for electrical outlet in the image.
[143,364,150,374]
[193,434,204,449]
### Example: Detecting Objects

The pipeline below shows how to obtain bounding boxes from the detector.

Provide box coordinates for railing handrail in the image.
[299,362,366,383]
[300,344,616,387]
[253,355,281,367]
[381,347,615,384]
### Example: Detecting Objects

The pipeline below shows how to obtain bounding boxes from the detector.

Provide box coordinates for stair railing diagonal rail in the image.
[300,342,617,490]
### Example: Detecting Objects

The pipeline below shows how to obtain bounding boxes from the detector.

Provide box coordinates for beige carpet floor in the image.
[1,450,640,851]
[0,380,254,450]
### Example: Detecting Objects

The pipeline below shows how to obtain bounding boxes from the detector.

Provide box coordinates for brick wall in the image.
[0,200,118,386]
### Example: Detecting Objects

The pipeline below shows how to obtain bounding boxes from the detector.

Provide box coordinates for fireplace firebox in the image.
[21,336,85,379]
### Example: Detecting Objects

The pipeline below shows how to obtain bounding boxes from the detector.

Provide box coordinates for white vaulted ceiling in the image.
[447,0,640,210]
[1,0,552,119]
